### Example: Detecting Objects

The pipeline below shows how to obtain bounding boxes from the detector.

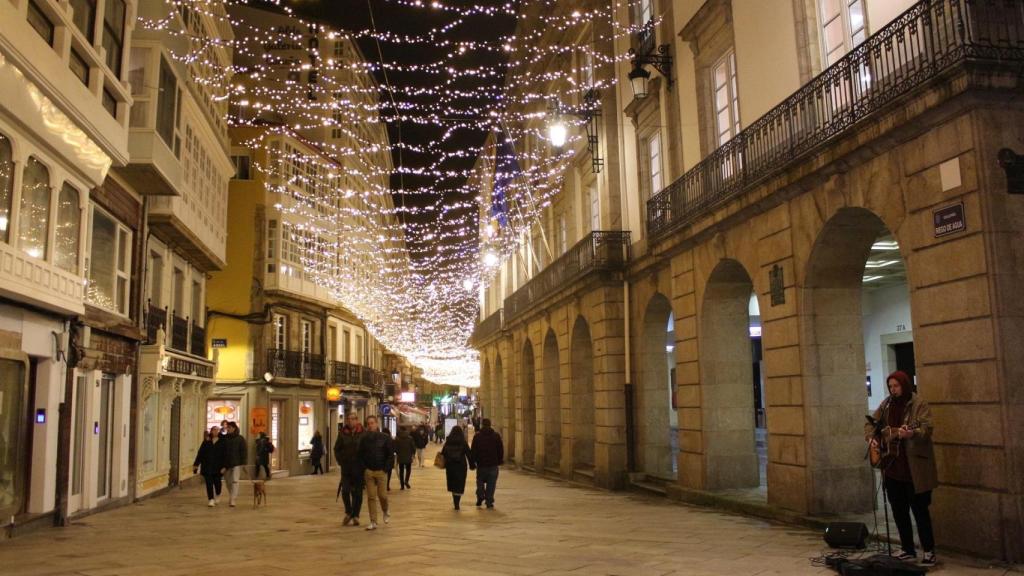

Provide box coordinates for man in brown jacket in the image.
[865,370,938,566]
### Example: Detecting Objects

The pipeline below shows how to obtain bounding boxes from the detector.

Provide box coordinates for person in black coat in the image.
[219,422,247,507]
[192,426,224,506]
[394,426,416,489]
[470,418,504,508]
[310,430,324,475]
[411,424,429,467]
[441,425,475,510]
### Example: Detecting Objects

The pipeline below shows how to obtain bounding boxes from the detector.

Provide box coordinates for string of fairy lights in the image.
[139,0,657,388]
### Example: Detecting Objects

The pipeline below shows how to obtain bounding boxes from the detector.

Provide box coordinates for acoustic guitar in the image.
[867,416,920,469]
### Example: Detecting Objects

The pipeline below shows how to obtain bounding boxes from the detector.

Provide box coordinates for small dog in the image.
[253,480,267,508]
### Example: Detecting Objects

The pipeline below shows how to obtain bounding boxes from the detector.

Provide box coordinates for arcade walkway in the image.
[0,445,1014,575]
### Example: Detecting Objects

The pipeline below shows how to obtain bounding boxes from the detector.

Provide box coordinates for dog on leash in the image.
[253,480,267,508]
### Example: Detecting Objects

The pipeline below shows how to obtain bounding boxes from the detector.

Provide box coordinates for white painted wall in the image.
[861,283,913,410]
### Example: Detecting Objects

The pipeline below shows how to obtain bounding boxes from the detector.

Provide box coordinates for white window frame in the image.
[300,319,312,355]
[86,204,132,317]
[819,0,867,67]
[712,50,741,148]
[647,132,663,198]
[273,313,287,351]
[589,183,600,232]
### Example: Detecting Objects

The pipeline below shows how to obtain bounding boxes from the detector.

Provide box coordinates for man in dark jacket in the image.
[218,422,247,507]
[334,413,365,525]
[470,418,504,508]
[411,424,429,467]
[394,426,416,489]
[358,415,393,530]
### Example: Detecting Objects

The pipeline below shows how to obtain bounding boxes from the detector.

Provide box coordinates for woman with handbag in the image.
[440,425,474,510]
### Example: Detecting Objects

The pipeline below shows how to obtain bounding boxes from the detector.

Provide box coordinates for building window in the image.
[635,0,653,25]
[70,0,97,39]
[191,280,202,325]
[87,205,132,315]
[301,320,312,355]
[156,58,178,149]
[589,183,599,232]
[27,0,55,46]
[273,314,287,350]
[343,329,351,362]
[297,400,315,453]
[231,155,251,180]
[0,133,13,244]
[558,213,568,255]
[19,157,51,260]
[70,48,90,85]
[102,0,127,76]
[267,219,277,273]
[647,132,663,197]
[148,250,163,307]
[713,50,740,147]
[206,399,239,432]
[55,184,81,274]
[820,0,866,67]
[355,334,363,365]
[102,87,117,117]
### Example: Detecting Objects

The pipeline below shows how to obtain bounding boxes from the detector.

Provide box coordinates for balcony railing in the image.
[470,309,504,346]
[190,322,206,357]
[647,0,1024,239]
[170,313,189,352]
[361,367,373,386]
[146,301,167,344]
[267,348,325,380]
[331,360,351,384]
[504,231,630,322]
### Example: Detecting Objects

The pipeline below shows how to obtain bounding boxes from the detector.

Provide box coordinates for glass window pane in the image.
[88,209,116,310]
[55,184,81,273]
[820,0,841,19]
[117,228,128,272]
[297,400,315,452]
[714,63,727,89]
[156,59,177,147]
[0,134,13,243]
[19,158,50,260]
[69,0,96,39]
[849,0,865,34]
[825,19,845,52]
[70,49,89,85]
[27,1,54,45]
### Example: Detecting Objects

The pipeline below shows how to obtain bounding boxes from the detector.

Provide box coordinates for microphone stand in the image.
[866,411,893,557]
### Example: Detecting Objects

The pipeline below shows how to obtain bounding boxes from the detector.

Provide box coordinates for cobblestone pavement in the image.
[0,444,1017,576]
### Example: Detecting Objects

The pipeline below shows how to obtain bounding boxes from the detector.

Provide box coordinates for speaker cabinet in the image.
[824,522,869,549]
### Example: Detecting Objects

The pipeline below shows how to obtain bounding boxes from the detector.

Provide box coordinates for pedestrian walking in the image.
[394,426,416,489]
[441,425,474,510]
[310,430,324,474]
[192,425,224,507]
[219,422,247,507]
[412,424,429,467]
[470,418,504,509]
[434,421,445,444]
[358,415,393,530]
[254,431,273,479]
[334,413,365,526]
[866,370,939,565]
[384,427,397,491]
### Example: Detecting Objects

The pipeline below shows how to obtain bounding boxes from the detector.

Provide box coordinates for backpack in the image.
[267,441,275,453]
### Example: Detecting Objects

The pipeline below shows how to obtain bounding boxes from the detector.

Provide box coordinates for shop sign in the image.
[380,404,392,416]
[933,203,966,237]
[90,332,134,374]
[326,386,342,403]
[211,338,228,348]
[251,407,268,435]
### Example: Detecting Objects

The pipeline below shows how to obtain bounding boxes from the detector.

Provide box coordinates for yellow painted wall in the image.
[207,126,266,383]
[733,0,802,127]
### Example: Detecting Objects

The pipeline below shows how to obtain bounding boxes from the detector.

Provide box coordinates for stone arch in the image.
[802,206,910,514]
[639,293,677,480]
[542,328,561,470]
[700,259,761,490]
[520,338,536,467]
[570,316,595,472]
[493,353,505,440]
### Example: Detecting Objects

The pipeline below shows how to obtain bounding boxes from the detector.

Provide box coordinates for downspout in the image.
[623,278,635,474]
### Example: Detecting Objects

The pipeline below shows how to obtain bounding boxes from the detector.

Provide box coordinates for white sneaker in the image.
[229,500,236,508]
[383,512,390,524]
[365,522,377,531]
[208,499,215,507]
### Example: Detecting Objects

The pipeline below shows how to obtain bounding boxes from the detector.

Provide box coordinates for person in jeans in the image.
[470,418,504,509]
[192,426,224,507]
[394,426,416,489]
[334,413,365,526]
[358,416,393,530]
[866,370,939,566]
[219,422,247,507]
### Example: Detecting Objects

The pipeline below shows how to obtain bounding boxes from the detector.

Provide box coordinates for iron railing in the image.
[504,231,630,322]
[170,313,189,352]
[361,367,373,386]
[267,348,325,380]
[470,309,504,346]
[190,322,206,357]
[331,360,352,384]
[146,301,166,344]
[647,0,1024,239]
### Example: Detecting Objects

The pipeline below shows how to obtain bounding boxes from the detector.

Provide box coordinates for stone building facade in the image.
[472,0,1024,561]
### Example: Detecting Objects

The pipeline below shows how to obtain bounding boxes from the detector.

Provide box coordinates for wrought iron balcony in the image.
[170,313,189,353]
[267,348,325,380]
[190,322,206,357]
[504,231,630,323]
[469,309,504,346]
[647,0,1024,240]
[146,301,167,344]
[331,360,352,384]
[361,367,373,386]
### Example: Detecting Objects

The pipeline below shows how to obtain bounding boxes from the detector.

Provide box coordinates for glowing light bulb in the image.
[548,120,568,147]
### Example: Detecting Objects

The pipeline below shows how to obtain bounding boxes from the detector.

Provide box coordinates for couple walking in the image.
[334,413,394,530]
[440,418,503,510]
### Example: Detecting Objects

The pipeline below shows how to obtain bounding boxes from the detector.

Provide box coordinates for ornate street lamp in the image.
[546,89,603,172]
[628,43,673,99]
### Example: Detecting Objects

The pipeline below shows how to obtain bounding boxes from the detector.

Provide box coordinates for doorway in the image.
[270,400,283,470]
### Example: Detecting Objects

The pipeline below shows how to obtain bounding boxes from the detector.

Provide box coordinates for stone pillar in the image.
[591,285,627,489]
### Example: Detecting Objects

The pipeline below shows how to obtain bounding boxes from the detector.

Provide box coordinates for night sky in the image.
[281,0,519,270]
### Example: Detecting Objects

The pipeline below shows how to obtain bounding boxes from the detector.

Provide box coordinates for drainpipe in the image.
[623,278,635,474]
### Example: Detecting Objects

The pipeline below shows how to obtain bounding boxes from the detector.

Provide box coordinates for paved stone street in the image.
[0,444,1016,576]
